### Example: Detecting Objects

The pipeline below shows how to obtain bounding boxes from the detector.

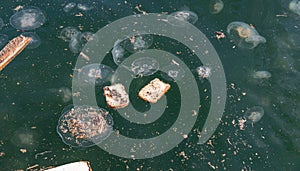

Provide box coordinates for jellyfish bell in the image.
[252,71,272,79]
[63,2,76,13]
[130,57,159,77]
[196,65,211,79]
[161,64,185,82]
[77,3,93,11]
[78,63,114,85]
[11,127,40,150]
[122,34,153,53]
[227,21,266,49]
[167,10,198,26]
[0,34,9,48]
[289,0,300,16]
[21,32,41,49]
[9,6,46,31]
[209,0,224,14]
[244,106,264,124]
[56,105,114,147]
[112,39,125,65]
[59,26,81,42]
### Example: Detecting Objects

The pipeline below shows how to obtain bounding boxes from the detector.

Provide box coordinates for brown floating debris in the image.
[0,35,32,71]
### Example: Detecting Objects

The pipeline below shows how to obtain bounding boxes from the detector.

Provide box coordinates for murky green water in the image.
[0,0,299,170]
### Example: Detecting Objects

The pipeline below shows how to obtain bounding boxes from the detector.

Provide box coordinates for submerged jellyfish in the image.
[227,21,266,49]
[63,2,76,13]
[167,10,198,26]
[130,57,159,77]
[77,3,93,11]
[78,64,114,85]
[59,26,81,42]
[57,105,113,147]
[244,106,264,123]
[0,34,9,48]
[9,6,46,30]
[209,0,224,14]
[11,127,40,150]
[122,34,153,53]
[252,71,271,79]
[80,32,95,43]
[0,18,4,30]
[197,65,211,79]
[161,64,185,81]
[69,36,84,53]
[289,0,300,15]
[21,32,41,49]
[112,39,125,65]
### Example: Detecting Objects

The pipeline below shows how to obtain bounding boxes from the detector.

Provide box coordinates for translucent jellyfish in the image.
[196,65,211,79]
[289,0,300,15]
[227,21,266,49]
[209,0,224,14]
[252,71,271,79]
[21,32,41,49]
[63,2,76,13]
[9,6,46,30]
[78,64,114,85]
[0,18,4,30]
[0,34,9,48]
[122,34,153,53]
[11,127,40,150]
[167,10,198,26]
[69,36,83,53]
[57,105,113,147]
[112,39,125,65]
[130,57,159,77]
[59,26,81,42]
[244,106,264,123]
[161,64,185,81]
[77,3,93,11]
[80,31,95,44]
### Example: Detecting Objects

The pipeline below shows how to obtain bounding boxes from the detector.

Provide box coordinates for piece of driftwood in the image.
[44,161,92,171]
[0,35,32,71]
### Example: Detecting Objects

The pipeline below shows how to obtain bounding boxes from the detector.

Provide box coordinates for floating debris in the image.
[0,35,32,71]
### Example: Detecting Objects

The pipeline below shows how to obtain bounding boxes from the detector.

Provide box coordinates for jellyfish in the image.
[9,6,46,30]
[21,32,41,49]
[161,64,185,81]
[77,3,93,11]
[0,18,4,30]
[167,10,198,26]
[227,21,266,49]
[80,32,95,43]
[209,0,224,14]
[244,106,264,123]
[122,34,153,53]
[57,105,114,147]
[289,0,300,16]
[252,71,271,79]
[59,26,81,42]
[63,2,76,13]
[78,64,114,85]
[11,127,40,150]
[130,57,159,77]
[112,39,125,65]
[196,65,211,79]
[69,36,83,53]
[0,34,9,48]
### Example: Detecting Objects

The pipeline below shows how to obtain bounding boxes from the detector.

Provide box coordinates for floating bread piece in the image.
[0,35,32,71]
[103,83,129,109]
[138,78,171,103]
[45,161,92,171]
